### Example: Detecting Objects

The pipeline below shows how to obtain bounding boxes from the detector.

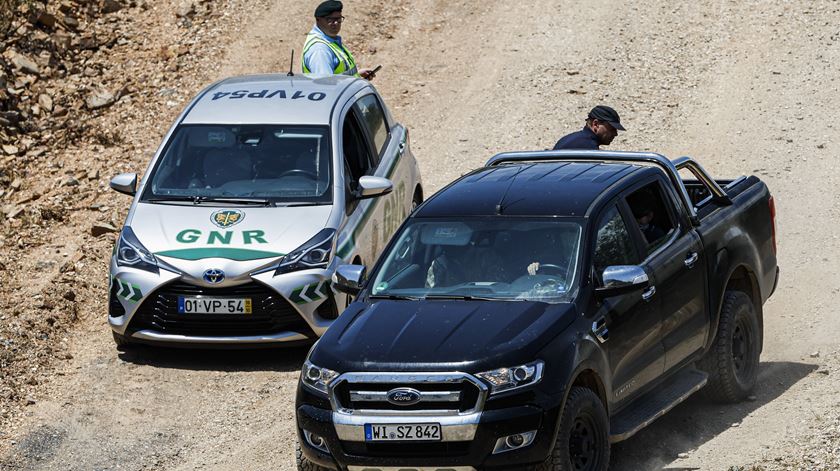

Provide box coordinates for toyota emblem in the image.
[203,268,225,284]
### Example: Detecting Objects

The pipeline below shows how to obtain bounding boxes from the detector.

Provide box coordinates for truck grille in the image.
[331,373,486,414]
[127,281,314,338]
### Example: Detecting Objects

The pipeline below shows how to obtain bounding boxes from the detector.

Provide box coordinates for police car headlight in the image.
[275,229,336,275]
[300,359,339,396]
[116,226,159,274]
[476,360,544,395]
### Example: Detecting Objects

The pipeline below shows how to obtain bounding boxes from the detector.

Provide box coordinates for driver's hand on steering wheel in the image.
[527,262,540,276]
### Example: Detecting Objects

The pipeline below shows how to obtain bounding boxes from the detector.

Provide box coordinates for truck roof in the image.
[416,161,659,218]
[181,74,365,126]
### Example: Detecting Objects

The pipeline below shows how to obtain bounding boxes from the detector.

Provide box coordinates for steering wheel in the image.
[279,169,318,180]
[536,263,566,275]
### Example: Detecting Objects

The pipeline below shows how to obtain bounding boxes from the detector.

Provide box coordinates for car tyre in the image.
[296,441,331,471]
[411,190,423,212]
[699,290,761,402]
[536,387,610,471]
[112,331,132,350]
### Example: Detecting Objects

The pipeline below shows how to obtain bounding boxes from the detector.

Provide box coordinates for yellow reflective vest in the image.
[301,31,360,77]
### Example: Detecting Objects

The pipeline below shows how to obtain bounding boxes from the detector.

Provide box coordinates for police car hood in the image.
[129,203,333,271]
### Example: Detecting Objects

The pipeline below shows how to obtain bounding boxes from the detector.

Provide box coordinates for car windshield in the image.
[370,218,582,303]
[142,124,332,204]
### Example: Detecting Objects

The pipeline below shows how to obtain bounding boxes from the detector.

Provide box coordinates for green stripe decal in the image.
[155,248,284,261]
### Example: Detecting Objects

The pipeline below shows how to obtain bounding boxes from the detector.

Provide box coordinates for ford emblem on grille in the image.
[203,268,225,284]
[386,387,422,406]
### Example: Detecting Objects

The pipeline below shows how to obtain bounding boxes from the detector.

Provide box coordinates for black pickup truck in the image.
[295,151,779,471]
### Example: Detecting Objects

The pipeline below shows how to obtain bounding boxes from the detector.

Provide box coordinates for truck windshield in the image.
[370,218,581,303]
[142,124,332,204]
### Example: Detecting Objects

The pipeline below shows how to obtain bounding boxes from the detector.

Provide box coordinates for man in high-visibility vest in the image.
[302,1,376,80]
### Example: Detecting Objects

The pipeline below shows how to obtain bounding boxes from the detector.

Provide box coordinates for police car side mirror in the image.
[355,176,393,200]
[333,264,367,295]
[110,173,138,196]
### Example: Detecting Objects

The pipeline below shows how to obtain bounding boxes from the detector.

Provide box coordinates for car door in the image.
[337,100,378,266]
[353,93,411,253]
[590,202,664,406]
[624,178,707,372]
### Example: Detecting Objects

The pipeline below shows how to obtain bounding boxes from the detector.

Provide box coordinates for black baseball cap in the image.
[588,105,625,131]
[314,0,342,17]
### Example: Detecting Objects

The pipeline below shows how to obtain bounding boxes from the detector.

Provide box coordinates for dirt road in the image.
[2,0,839,469]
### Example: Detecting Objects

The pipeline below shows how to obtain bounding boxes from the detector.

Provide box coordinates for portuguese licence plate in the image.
[177,297,252,314]
[364,423,442,441]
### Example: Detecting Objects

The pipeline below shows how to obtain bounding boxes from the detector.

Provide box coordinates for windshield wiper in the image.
[369,294,421,301]
[146,195,196,203]
[275,201,325,207]
[197,196,274,206]
[146,196,273,206]
[423,294,512,301]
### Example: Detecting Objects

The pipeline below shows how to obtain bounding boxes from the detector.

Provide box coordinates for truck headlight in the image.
[275,229,336,275]
[116,226,159,274]
[300,360,339,396]
[476,360,544,395]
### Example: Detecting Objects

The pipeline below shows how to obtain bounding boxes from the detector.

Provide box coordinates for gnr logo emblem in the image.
[211,209,244,229]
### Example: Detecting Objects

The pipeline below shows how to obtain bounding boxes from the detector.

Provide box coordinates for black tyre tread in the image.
[536,386,610,471]
[699,290,759,403]
[296,442,330,471]
[112,332,131,350]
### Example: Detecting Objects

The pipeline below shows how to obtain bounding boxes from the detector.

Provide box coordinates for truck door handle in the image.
[398,140,406,154]
[592,318,609,343]
[642,286,656,301]
[684,252,699,269]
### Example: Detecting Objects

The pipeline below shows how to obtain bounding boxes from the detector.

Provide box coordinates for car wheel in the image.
[296,441,331,471]
[699,290,761,402]
[112,331,132,351]
[536,387,610,471]
[411,190,423,212]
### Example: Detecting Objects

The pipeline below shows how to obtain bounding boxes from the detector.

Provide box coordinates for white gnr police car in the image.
[107,74,422,348]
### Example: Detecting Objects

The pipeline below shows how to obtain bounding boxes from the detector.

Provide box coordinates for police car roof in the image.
[416,162,657,218]
[182,74,365,126]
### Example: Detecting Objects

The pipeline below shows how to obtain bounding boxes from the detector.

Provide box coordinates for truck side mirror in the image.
[355,176,393,200]
[595,265,649,298]
[333,264,367,295]
[110,173,137,196]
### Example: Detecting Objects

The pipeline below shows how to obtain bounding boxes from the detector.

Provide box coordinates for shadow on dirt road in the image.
[610,361,817,470]
[115,344,311,373]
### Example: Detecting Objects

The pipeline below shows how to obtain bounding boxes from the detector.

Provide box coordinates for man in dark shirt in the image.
[553,105,626,150]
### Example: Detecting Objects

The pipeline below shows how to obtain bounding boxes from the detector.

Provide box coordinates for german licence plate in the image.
[364,423,441,441]
[177,297,252,314]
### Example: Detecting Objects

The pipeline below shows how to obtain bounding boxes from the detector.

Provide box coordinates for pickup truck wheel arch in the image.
[723,265,764,352]
[536,387,610,471]
[699,290,761,403]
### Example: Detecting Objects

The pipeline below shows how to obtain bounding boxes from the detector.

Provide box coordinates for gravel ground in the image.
[1,0,840,470]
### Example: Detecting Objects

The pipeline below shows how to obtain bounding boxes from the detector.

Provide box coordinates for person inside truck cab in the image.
[632,203,666,244]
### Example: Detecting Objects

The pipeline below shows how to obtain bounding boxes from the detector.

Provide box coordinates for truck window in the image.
[353,94,389,166]
[626,181,676,251]
[593,205,639,278]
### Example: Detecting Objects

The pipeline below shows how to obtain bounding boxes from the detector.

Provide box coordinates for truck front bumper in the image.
[296,403,561,470]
